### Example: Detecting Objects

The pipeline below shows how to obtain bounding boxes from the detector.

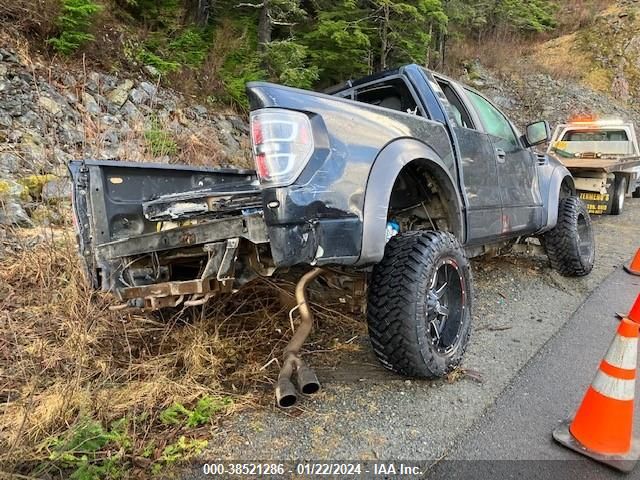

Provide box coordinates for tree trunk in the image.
[425,22,433,67]
[258,1,272,52]
[380,3,389,70]
[184,0,211,27]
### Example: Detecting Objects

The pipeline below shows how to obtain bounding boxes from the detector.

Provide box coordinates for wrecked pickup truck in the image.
[70,64,595,407]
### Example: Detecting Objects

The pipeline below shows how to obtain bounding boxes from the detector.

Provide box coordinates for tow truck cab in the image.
[548,116,640,215]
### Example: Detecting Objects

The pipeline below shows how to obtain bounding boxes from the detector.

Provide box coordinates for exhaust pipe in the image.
[275,376,297,408]
[296,364,320,395]
[274,267,324,408]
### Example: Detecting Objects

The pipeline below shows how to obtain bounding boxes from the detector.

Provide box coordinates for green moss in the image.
[0,179,30,201]
[18,175,57,201]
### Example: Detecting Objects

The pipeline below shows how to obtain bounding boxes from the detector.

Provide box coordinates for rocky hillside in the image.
[0,45,250,228]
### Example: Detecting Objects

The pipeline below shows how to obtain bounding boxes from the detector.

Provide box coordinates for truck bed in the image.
[560,155,640,173]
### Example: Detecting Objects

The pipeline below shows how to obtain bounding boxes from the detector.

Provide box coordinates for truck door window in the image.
[465,89,519,151]
[354,78,421,116]
[436,81,474,129]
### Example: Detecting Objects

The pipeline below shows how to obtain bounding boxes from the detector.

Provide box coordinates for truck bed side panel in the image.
[246,81,456,266]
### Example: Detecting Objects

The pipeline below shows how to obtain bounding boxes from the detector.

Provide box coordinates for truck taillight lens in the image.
[250,108,314,187]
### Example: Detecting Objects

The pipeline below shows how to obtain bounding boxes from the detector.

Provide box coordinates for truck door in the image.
[434,78,504,243]
[463,89,543,234]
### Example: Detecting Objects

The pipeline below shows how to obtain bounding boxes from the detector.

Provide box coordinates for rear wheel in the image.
[610,175,627,215]
[367,231,472,378]
[544,196,595,277]
[632,185,640,199]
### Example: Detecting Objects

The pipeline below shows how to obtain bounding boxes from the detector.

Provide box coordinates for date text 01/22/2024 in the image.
[200,462,424,476]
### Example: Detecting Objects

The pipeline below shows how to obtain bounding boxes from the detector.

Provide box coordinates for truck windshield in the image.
[552,129,633,157]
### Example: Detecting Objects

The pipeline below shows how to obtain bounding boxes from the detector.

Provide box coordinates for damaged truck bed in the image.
[70,159,269,310]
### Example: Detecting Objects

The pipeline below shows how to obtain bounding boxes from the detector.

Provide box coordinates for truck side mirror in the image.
[524,120,551,147]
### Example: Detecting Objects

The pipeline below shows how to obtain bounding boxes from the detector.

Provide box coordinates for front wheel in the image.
[632,185,640,199]
[367,231,472,378]
[544,196,595,277]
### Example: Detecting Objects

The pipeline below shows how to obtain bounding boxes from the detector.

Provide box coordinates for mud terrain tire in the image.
[367,231,472,378]
[544,196,595,277]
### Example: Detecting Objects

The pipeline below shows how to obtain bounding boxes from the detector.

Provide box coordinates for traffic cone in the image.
[625,249,640,276]
[553,317,640,472]
[616,294,640,324]
[628,295,640,324]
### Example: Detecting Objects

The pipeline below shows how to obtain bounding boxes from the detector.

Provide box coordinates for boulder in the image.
[38,96,63,116]
[0,199,33,227]
[42,178,72,202]
[82,92,101,115]
[107,79,134,107]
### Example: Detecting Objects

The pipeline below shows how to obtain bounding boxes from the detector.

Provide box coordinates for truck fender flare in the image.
[356,138,465,266]
[543,166,575,232]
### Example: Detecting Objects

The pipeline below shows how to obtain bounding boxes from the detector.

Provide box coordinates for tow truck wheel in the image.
[632,185,640,199]
[544,196,595,277]
[367,230,472,378]
[610,175,627,215]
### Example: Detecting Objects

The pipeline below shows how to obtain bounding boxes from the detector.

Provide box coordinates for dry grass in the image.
[0,227,365,477]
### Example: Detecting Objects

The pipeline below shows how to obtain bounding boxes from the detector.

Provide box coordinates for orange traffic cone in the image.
[628,295,640,324]
[616,294,640,324]
[553,317,640,472]
[625,249,640,276]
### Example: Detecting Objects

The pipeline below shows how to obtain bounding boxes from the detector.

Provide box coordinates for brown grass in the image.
[0,227,365,477]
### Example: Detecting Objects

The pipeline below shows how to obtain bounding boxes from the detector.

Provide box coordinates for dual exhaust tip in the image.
[276,364,321,408]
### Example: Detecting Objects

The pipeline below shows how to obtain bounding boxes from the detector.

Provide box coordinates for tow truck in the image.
[548,115,640,215]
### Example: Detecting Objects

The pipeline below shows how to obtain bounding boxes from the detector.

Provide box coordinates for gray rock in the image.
[16,111,44,131]
[139,81,158,98]
[0,49,18,63]
[120,101,142,121]
[82,92,100,115]
[102,129,119,145]
[0,200,33,227]
[38,96,62,116]
[0,112,11,128]
[129,87,150,105]
[42,178,72,202]
[193,105,208,117]
[143,65,160,78]
[0,64,7,77]
[57,124,84,145]
[53,147,73,164]
[107,79,134,107]
[100,114,120,126]
[229,115,249,134]
[0,153,19,173]
[0,79,7,92]
[62,74,77,87]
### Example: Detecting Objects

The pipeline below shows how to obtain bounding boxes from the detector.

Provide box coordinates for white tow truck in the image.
[548,115,640,215]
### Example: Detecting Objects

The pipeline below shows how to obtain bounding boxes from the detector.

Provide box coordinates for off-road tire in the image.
[367,231,472,378]
[631,185,640,199]
[544,196,595,277]
[610,175,627,215]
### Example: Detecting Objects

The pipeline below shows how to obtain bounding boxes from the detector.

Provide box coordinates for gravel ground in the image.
[185,199,640,471]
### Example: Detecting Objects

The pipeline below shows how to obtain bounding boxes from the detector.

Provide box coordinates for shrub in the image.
[47,0,103,55]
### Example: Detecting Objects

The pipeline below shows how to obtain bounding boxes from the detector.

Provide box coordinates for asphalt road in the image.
[185,199,640,478]
[428,266,640,480]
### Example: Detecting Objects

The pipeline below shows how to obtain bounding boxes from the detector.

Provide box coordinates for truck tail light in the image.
[250,109,314,187]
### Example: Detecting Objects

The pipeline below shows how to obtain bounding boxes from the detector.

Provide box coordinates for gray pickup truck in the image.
[70,64,595,407]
